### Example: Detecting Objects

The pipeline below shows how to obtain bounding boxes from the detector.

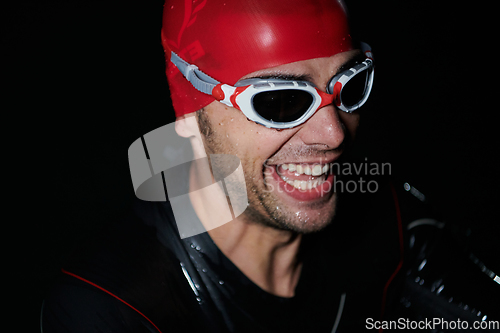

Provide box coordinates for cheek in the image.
[205,103,294,165]
[227,127,282,162]
[221,114,276,152]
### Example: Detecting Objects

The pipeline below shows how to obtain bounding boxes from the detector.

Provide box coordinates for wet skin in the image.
[178,50,362,297]
[199,50,361,233]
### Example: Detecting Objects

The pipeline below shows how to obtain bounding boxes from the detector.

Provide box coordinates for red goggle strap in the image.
[316,88,336,109]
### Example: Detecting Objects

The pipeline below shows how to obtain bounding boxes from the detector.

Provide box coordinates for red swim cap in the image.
[161,0,353,117]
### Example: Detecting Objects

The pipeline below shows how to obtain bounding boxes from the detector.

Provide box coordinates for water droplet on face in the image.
[219,122,224,126]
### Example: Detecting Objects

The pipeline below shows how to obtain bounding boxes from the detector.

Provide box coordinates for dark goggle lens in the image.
[340,69,369,107]
[252,89,313,123]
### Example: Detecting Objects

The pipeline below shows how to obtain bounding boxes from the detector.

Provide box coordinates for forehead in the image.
[238,50,363,87]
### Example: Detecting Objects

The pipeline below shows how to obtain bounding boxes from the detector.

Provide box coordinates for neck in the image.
[208,219,303,297]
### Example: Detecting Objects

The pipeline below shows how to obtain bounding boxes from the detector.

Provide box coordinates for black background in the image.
[5,0,498,329]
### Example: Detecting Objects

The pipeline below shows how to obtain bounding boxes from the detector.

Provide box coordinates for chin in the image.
[271,213,334,234]
[243,191,338,234]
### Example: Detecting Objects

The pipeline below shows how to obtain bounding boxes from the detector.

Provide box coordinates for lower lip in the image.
[269,166,335,202]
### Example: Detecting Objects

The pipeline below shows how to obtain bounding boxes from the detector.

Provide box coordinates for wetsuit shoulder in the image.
[41,210,203,333]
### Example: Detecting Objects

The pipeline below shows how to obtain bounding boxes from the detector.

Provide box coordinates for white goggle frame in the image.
[170,43,374,129]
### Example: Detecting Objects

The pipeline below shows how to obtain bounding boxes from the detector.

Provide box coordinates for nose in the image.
[296,105,347,150]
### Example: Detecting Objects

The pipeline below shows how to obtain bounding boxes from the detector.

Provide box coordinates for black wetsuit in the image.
[41,177,500,332]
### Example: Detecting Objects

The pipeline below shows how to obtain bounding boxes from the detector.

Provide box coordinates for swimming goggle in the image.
[170,43,374,129]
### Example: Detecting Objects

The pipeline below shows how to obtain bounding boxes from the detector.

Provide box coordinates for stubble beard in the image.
[195,109,336,234]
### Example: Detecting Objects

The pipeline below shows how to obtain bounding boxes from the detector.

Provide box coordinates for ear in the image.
[175,113,199,138]
[175,111,207,159]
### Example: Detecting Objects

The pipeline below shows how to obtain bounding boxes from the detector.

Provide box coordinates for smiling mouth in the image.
[275,163,331,190]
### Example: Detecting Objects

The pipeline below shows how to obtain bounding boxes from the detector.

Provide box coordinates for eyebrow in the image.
[251,73,314,82]
[248,52,367,83]
[336,52,366,74]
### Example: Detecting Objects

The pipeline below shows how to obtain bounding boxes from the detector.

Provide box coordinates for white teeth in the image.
[312,165,322,176]
[277,163,330,190]
[285,176,325,190]
[279,163,330,176]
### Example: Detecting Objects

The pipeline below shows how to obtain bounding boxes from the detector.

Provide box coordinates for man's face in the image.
[197,50,362,234]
